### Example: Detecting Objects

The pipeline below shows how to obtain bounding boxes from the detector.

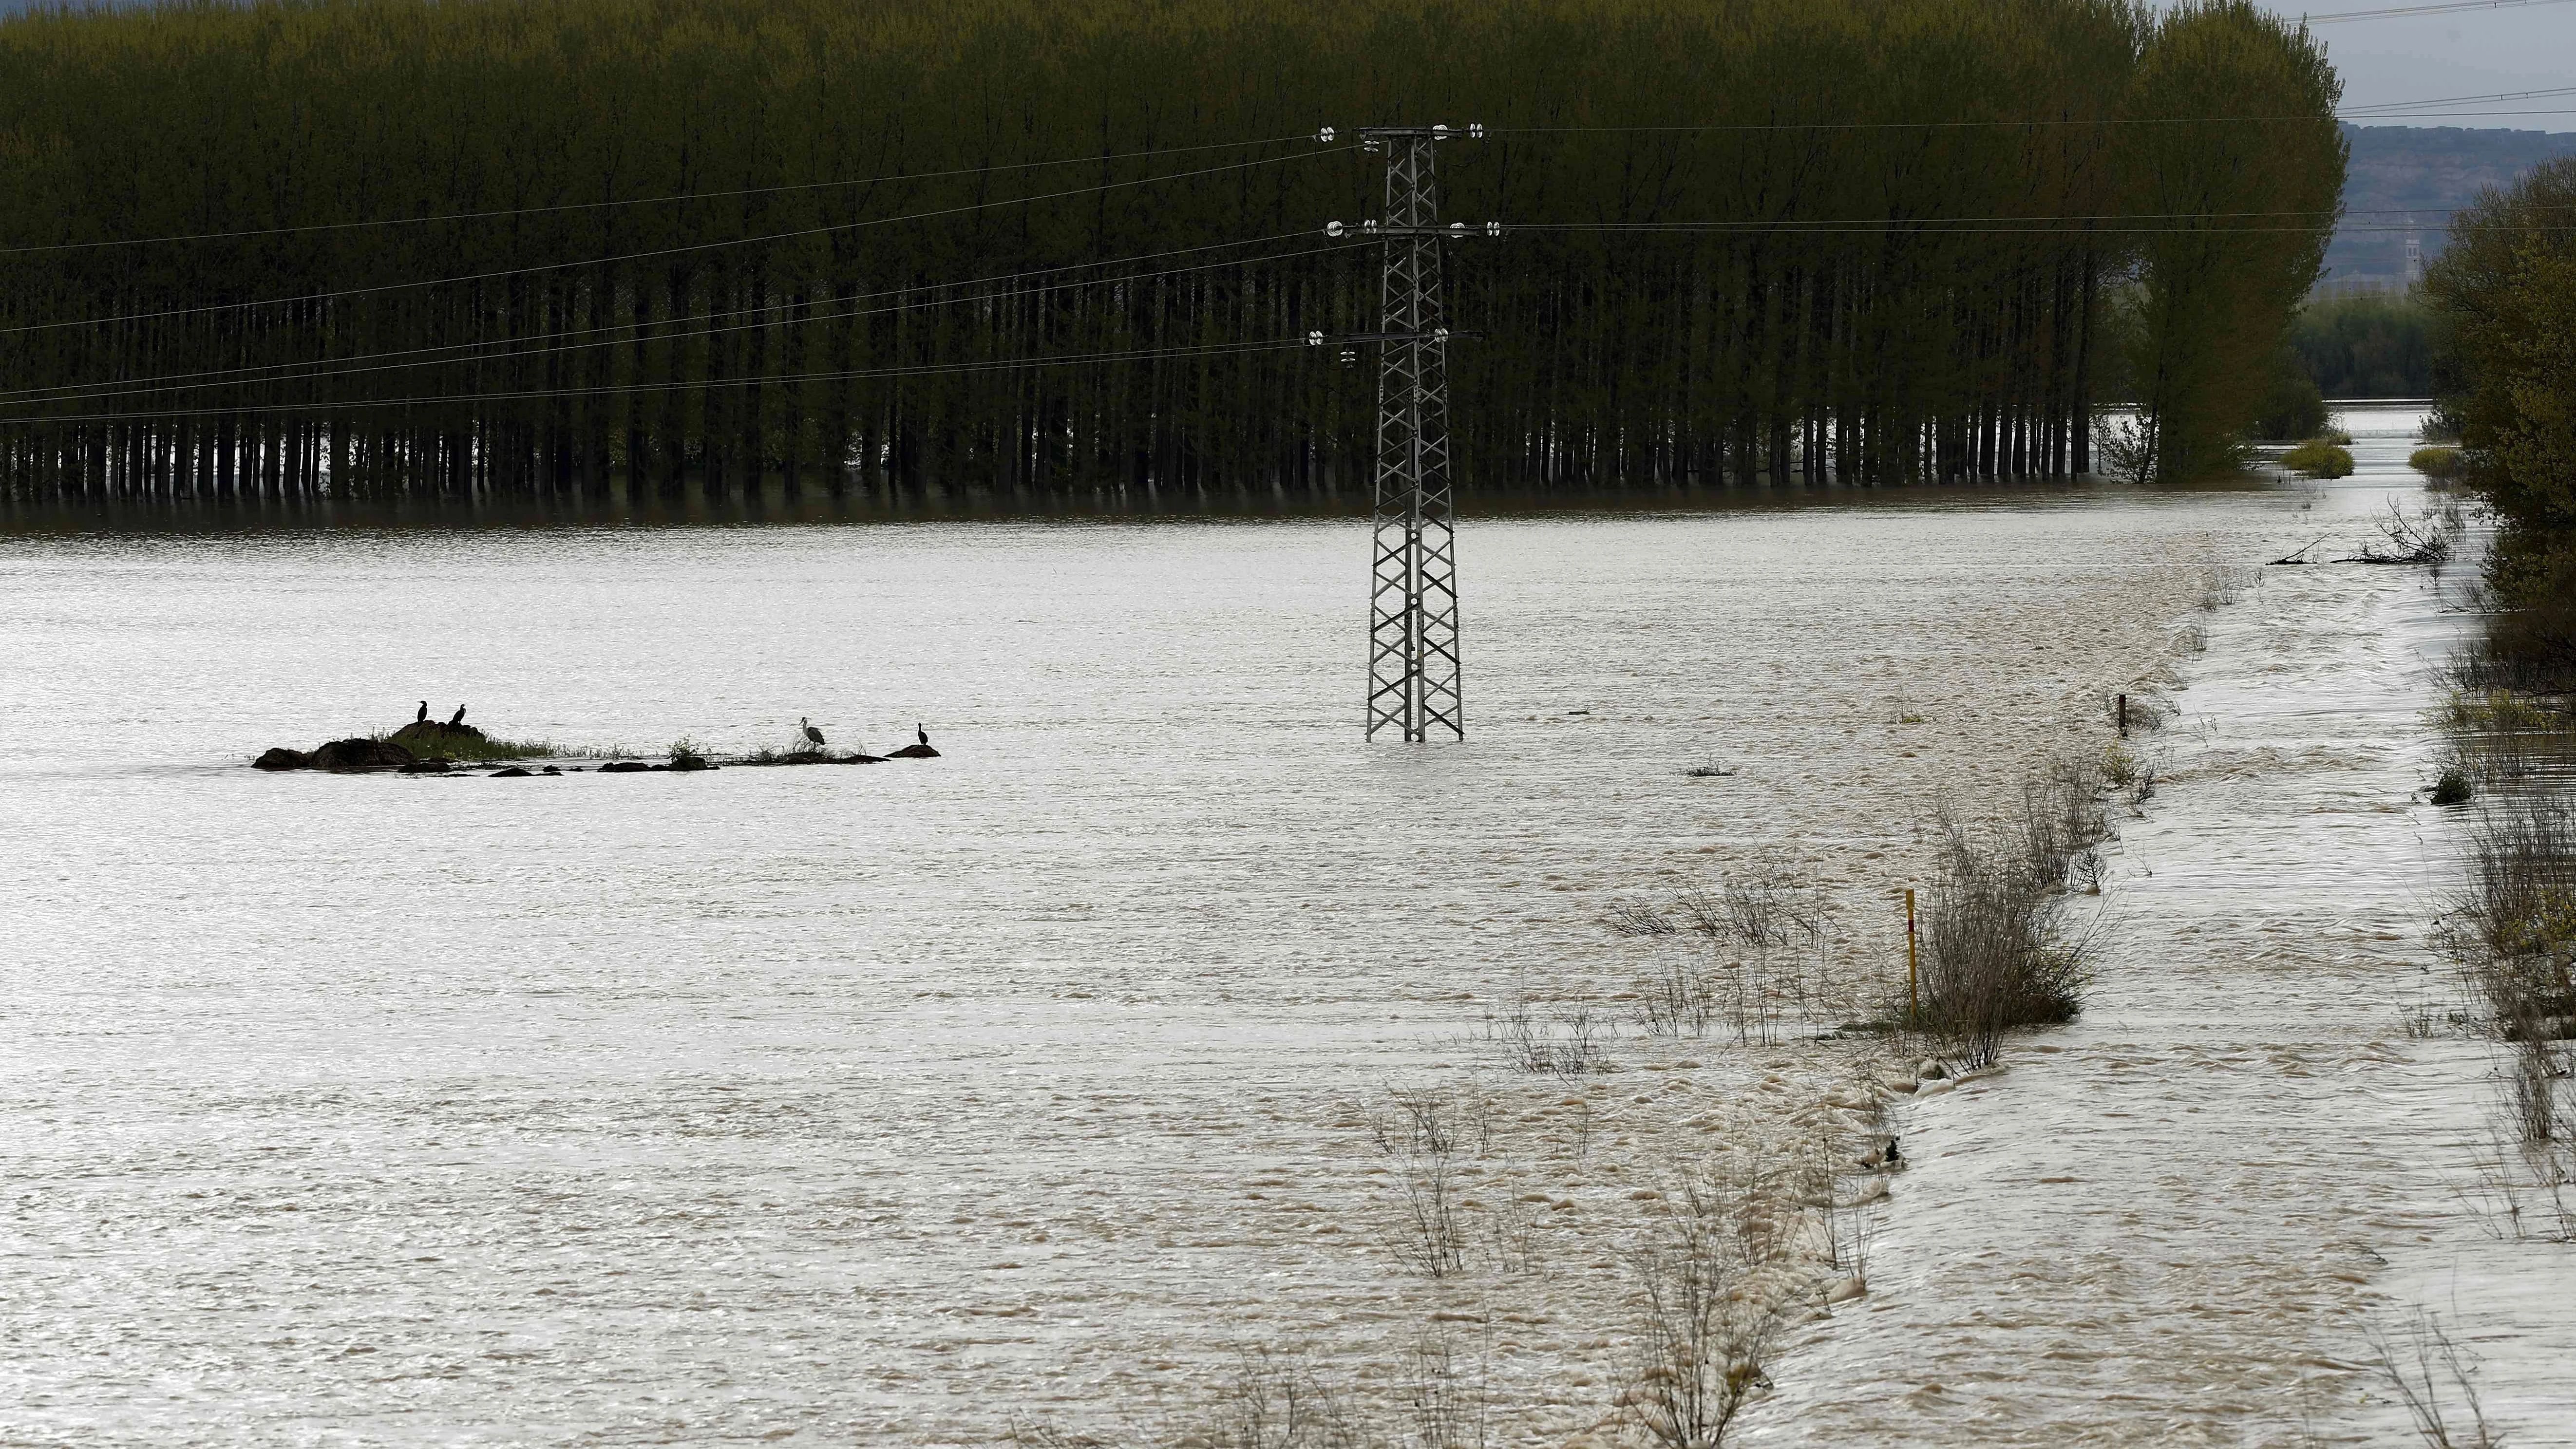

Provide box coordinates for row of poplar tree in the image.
[0,0,2343,502]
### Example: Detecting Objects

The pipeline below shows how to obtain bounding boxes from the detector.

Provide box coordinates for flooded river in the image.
[5,417,2554,1445]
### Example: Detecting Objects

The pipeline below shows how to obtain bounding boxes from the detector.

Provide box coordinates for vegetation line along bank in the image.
[0,0,2339,502]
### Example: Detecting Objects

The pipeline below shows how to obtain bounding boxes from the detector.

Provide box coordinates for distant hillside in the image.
[2328,124,2576,285]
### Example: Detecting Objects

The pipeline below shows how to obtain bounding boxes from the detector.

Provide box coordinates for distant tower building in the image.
[2404,233,2424,287]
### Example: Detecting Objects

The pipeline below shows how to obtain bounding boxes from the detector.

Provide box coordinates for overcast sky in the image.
[0,0,2565,130]
[2249,1,2576,124]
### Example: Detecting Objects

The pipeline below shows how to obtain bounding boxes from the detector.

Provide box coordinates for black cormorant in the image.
[416,701,428,723]
[449,705,466,727]
[916,722,929,746]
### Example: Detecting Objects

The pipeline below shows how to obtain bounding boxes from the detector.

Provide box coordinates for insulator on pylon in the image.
[1468,122,1486,139]
[1318,127,1336,143]
[1485,221,1504,237]
[1448,222,1465,235]
[1325,221,1344,238]
[1306,330,1326,346]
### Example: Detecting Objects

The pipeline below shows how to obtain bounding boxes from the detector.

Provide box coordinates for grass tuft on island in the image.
[377,720,556,762]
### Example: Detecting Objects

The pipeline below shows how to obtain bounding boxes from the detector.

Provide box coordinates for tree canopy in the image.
[2423,154,2576,682]
[0,0,2343,502]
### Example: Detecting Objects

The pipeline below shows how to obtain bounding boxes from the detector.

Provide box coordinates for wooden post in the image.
[2117,692,2129,737]
[1905,887,1918,1026]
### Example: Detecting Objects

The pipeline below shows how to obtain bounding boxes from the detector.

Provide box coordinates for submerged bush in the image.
[2430,767,2474,806]
[2410,446,2464,480]
[1913,763,2104,1067]
[2279,440,2355,478]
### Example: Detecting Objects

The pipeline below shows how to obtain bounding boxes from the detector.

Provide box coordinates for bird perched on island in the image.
[449,705,466,727]
[800,716,827,749]
[416,700,428,723]
[916,722,929,747]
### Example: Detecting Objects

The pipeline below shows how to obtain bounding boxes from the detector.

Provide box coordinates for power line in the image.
[3,209,2488,408]
[1519,222,2563,233]
[0,234,1364,410]
[1,338,1314,428]
[1488,104,2576,134]
[2337,83,2576,111]
[0,145,1351,339]
[1516,207,2548,226]
[4,95,2537,263]
[2303,0,2576,22]
[0,135,1326,258]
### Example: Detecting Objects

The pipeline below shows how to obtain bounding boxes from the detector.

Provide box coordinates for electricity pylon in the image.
[1329,123,1485,742]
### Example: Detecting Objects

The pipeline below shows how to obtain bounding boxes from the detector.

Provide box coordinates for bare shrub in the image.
[2367,1311,2501,1449]
[1565,1097,1595,1167]
[2354,499,2456,567]
[1479,1183,1544,1277]
[1617,1153,1795,1449]
[1675,884,1729,939]
[1211,1347,1370,1449]
[2197,562,2258,611]
[1480,993,1609,1076]
[1635,952,1717,1037]
[2021,755,2110,885]
[1605,896,1679,938]
[1020,1334,1492,1449]
[1368,1089,1469,1278]
[2128,753,2161,809]
[2463,1124,2576,1243]
[1912,768,2103,1067]
[1400,1331,1491,1449]
[1623,866,1873,1041]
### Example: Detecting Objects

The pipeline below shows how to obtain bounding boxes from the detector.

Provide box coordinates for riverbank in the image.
[1741,420,2576,1446]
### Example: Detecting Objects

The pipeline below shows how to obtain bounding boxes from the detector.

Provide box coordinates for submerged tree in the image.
[0,0,2341,501]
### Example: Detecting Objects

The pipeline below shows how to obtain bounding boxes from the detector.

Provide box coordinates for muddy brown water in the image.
[13,414,2538,1445]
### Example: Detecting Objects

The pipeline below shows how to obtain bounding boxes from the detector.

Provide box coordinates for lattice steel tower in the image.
[1354,124,1477,741]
